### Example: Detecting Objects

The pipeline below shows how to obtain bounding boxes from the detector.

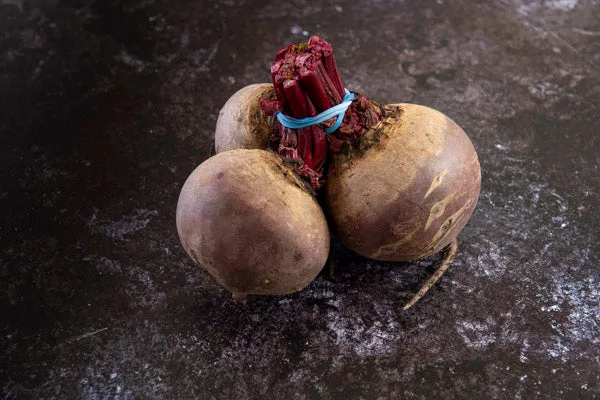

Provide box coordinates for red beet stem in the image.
[322,51,345,99]
[283,79,313,118]
[299,61,342,112]
[311,127,327,171]
[299,67,331,112]
[298,128,313,167]
[263,35,381,189]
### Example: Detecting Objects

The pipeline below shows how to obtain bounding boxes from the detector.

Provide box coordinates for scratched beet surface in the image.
[1,0,599,399]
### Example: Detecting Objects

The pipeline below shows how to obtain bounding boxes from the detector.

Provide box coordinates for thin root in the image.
[402,238,458,311]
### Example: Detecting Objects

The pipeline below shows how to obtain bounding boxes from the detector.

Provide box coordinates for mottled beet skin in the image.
[325,104,481,261]
[264,36,381,189]
[176,150,330,298]
[215,84,275,153]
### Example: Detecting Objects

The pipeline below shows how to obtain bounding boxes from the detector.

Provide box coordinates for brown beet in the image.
[192,36,482,308]
[215,84,275,153]
[325,103,481,261]
[176,149,329,299]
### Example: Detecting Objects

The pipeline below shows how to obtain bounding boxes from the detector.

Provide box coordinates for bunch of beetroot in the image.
[176,36,481,309]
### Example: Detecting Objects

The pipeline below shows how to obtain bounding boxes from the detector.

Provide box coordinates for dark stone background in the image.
[1,0,599,398]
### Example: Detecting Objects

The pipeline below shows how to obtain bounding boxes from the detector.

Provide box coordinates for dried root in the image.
[403,239,458,311]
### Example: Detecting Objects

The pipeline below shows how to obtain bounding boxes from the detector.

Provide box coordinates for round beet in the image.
[325,103,481,261]
[176,149,329,299]
[215,84,275,153]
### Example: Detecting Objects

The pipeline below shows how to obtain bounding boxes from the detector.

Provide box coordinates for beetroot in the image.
[325,103,481,261]
[177,35,481,308]
[215,83,275,153]
[176,149,330,299]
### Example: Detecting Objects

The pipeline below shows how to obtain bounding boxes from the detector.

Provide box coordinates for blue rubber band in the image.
[275,89,355,134]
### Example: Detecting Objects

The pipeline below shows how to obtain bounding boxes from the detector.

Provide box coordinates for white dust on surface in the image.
[547,274,600,344]
[116,50,148,73]
[545,0,580,10]
[326,305,401,357]
[456,319,498,350]
[290,25,310,37]
[87,208,158,240]
[455,242,598,363]
[518,0,579,15]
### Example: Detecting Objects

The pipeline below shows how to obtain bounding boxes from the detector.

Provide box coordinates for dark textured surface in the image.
[1,0,599,398]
